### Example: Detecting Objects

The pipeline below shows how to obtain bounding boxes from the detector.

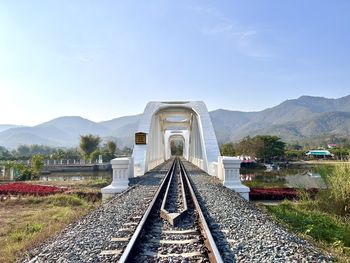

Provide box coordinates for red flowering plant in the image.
[249,187,319,200]
[0,182,63,196]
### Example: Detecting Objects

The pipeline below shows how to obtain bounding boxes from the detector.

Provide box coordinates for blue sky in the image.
[0,0,349,126]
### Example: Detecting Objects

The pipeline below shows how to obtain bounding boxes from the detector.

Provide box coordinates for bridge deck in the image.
[23,159,331,262]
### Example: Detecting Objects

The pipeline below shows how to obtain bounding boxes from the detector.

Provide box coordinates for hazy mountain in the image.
[0,125,23,133]
[210,95,350,143]
[0,115,141,149]
[0,95,350,148]
[100,114,141,131]
[247,111,350,141]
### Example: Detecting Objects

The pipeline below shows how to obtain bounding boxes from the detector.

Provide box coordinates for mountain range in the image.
[0,95,350,149]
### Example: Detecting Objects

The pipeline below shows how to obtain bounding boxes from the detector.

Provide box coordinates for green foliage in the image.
[79,134,101,160]
[87,178,110,188]
[316,164,350,216]
[236,135,285,162]
[267,202,350,247]
[0,145,12,160]
[16,167,33,181]
[242,178,286,188]
[90,150,101,163]
[327,164,350,216]
[10,222,43,242]
[285,150,305,161]
[116,146,133,157]
[255,135,285,162]
[330,148,350,161]
[50,149,65,160]
[106,140,117,154]
[47,194,87,207]
[220,142,236,156]
[31,154,44,175]
[14,144,57,159]
[170,140,183,156]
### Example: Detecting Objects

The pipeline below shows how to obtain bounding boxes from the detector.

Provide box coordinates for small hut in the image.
[306,150,333,159]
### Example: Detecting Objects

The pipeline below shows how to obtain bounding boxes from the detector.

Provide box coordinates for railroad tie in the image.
[162,229,198,235]
[142,251,204,258]
[100,249,123,256]
[117,228,134,233]
[159,239,198,244]
[111,237,129,242]
[123,222,138,226]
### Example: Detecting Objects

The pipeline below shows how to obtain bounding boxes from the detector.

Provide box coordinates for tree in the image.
[107,140,117,154]
[0,146,12,160]
[236,136,263,157]
[31,154,44,175]
[285,149,305,161]
[90,149,102,163]
[79,134,101,160]
[220,143,236,156]
[16,145,31,157]
[51,149,65,160]
[236,135,285,162]
[330,148,350,161]
[255,135,285,162]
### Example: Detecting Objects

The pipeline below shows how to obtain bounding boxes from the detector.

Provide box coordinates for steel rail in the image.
[118,158,176,263]
[179,159,224,263]
[160,159,177,222]
[160,158,188,225]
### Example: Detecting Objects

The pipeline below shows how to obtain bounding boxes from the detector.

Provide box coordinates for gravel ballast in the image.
[22,158,333,262]
[182,160,332,263]
[22,161,173,263]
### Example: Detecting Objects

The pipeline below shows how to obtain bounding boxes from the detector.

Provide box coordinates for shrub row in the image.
[0,182,63,196]
[250,187,319,200]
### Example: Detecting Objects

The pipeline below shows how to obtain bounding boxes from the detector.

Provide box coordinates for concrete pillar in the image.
[101,157,132,200]
[218,156,250,200]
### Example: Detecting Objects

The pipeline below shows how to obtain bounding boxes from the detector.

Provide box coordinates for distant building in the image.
[306,150,334,158]
[327,144,337,149]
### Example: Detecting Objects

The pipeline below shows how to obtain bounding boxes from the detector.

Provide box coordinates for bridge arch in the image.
[166,131,187,159]
[132,101,220,176]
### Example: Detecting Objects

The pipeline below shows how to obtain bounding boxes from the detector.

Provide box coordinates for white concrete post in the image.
[101,157,132,200]
[219,156,250,200]
[10,168,14,181]
[128,157,134,178]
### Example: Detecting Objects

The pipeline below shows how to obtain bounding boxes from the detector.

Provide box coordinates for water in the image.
[241,168,327,189]
[39,171,112,181]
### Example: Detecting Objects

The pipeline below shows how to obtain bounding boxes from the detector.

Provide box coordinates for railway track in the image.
[101,157,223,262]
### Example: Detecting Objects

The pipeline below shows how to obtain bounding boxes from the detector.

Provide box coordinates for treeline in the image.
[220,135,285,162]
[220,135,350,162]
[0,135,132,162]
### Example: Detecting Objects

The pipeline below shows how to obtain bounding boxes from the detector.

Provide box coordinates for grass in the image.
[265,201,350,262]
[243,179,286,188]
[29,178,111,190]
[0,194,95,263]
[263,163,350,262]
[87,178,110,188]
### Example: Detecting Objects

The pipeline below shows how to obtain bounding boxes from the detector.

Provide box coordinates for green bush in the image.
[317,164,350,216]
[87,178,110,188]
